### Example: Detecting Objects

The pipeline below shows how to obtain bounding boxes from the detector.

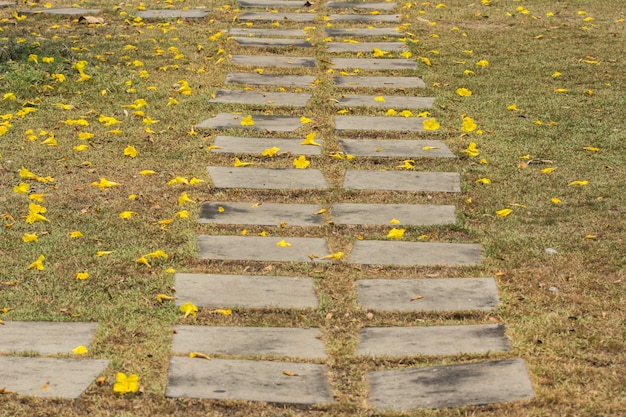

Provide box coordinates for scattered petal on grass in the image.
[234,158,253,167]
[301,132,321,146]
[463,142,479,157]
[461,116,477,132]
[72,345,88,355]
[157,294,175,303]
[569,180,588,186]
[96,251,114,257]
[293,155,310,169]
[180,301,198,318]
[113,373,139,394]
[178,192,195,205]
[92,178,120,190]
[422,118,440,131]
[189,352,211,359]
[320,252,344,260]
[262,147,280,157]
[136,256,151,267]
[23,233,38,242]
[119,211,136,219]
[300,116,313,124]
[496,209,513,218]
[395,160,415,170]
[507,103,518,111]
[27,255,45,271]
[387,228,405,239]
[551,197,562,204]
[456,88,472,97]
[210,309,232,316]
[123,145,138,158]
[476,178,491,184]
[69,231,83,238]
[541,167,557,174]
[76,272,89,280]
[584,146,599,152]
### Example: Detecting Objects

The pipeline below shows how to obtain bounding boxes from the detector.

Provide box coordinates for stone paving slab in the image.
[175,273,319,309]
[0,1,14,7]
[199,201,324,225]
[227,72,317,87]
[166,357,333,405]
[334,75,425,88]
[0,357,110,399]
[335,116,426,132]
[332,58,414,70]
[326,41,406,53]
[326,27,403,37]
[349,241,481,266]
[327,13,400,22]
[343,170,460,192]
[196,113,308,132]
[338,139,454,158]
[335,95,433,108]
[239,0,310,7]
[135,9,207,18]
[357,278,499,312]
[357,324,510,357]
[172,326,327,358]
[233,37,313,48]
[207,166,328,190]
[238,12,316,22]
[0,322,98,355]
[326,1,396,10]
[210,136,323,156]
[332,203,455,226]
[368,359,534,410]
[197,235,330,262]
[230,28,309,37]
[208,89,311,107]
[232,54,317,68]
[21,7,101,15]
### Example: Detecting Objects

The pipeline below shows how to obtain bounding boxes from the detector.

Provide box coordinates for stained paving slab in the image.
[368,359,534,410]
[239,0,311,7]
[232,37,313,48]
[166,357,333,405]
[209,136,323,156]
[343,170,460,193]
[232,54,317,68]
[199,201,324,226]
[357,324,510,357]
[335,115,426,132]
[326,41,406,53]
[197,235,330,262]
[335,95,433,108]
[332,203,455,226]
[196,113,308,132]
[334,75,424,88]
[349,241,482,266]
[0,1,14,7]
[357,278,499,312]
[230,27,310,37]
[326,1,396,10]
[226,72,317,87]
[0,357,110,399]
[339,139,454,158]
[326,27,404,37]
[172,326,327,358]
[208,89,311,107]
[135,9,208,18]
[326,13,400,22]
[175,273,319,309]
[0,322,98,355]
[20,7,101,15]
[332,57,414,70]
[207,166,328,190]
[237,12,316,22]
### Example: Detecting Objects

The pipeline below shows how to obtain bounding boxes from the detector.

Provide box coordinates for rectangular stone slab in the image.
[334,75,425,88]
[239,0,310,8]
[331,203,455,226]
[172,326,326,358]
[332,58,415,70]
[357,278,499,312]
[326,1,396,10]
[21,7,100,15]
[196,113,307,132]
[210,136,323,156]
[349,241,481,266]
[343,170,460,192]
[0,322,98,355]
[335,116,426,132]
[232,37,313,48]
[339,139,454,158]
[135,9,208,18]
[207,166,328,190]
[208,90,311,107]
[0,357,109,399]
[326,27,404,37]
[227,72,317,87]
[199,201,324,225]
[175,273,318,309]
[232,54,316,68]
[356,324,510,357]
[0,1,13,7]
[326,42,406,53]
[237,12,316,22]
[368,359,534,410]
[335,95,433,108]
[327,13,400,22]
[197,235,330,262]
[166,357,333,405]
[230,28,309,37]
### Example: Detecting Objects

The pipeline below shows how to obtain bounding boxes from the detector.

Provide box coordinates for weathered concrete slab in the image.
[332,58,414,70]
[135,9,207,18]
[327,13,400,22]
[0,1,14,7]
[196,113,307,132]
[335,116,426,132]
[0,357,109,399]
[172,326,327,358]
[326,42,406,53]
[357,278,499,312]
[326,27,403,37]
[349,241,481,266]
[238,12,316,22]
[209,136,323,156]
[232,54,316,68]
[21,7,101,15]
[232,37,313,48]
[335,75,425,88]
[332,203,455,226]
[239,0,311,8]
[199,201,324,226]
[175,273,319,309]
[207,166,328,190]
[338,139,454,158]
[326,1,396,10]
[230,27,309,37]
[197,235,330,262]
[343,170,460,193]
[166,357,333,405]
[368,359,534,410]
[227,72,317,87]
[357,324,510,357]
[209,89,311,107]
[0,322,98,355]
[336,95,433,108]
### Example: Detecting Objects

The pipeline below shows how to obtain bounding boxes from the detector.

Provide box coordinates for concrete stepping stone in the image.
[349,241,481,266]
[230,27,309,37]
[338,139,454,158]
[227,72,317,87]
[232,54,317,68]
[196,113,308,132]
[237,12,316,22]
[326,27,403,37]
[175,273,319,309]
[335,75,425,88]
[172,326,327,358]
[0,357,109,399]
[207,166,328,190]
[335,116,426,132]
[0,322,98,355]
[368,359,534,410]
[135,9,207,19]
[199,201,324,226]
[332,203,455,226]
[197,235,331,262]
[326,41,406,53]
[356,324,510,357]
[166,357,333,405]
[335,95,433,108]
[0,1,14,7]
[343,170,460,192]
[326,1,396,10]
[208,89,311,107]
[209,136,323,156]
[327,13,400,22]
[357,278,499,312]
[239,0,311,8]
[332,58,414,70]
[232,37,313,48]
[20,7,101,15]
